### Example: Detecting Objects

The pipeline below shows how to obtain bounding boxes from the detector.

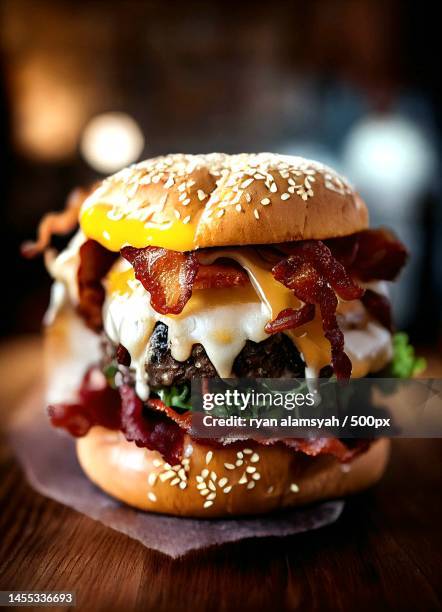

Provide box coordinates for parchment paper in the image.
[8,390,344,558]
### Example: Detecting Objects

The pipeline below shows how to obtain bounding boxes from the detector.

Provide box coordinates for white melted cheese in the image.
[103,264,270,399]
[103,255,393,400]
[44,229,86,320]
[45,235,393,399]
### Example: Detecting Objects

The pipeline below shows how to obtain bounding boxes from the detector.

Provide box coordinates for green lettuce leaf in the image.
[388,332,426,378]
[154,383,192,410]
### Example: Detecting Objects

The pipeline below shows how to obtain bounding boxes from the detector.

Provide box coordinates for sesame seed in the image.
[172,464,181,471]
[202,468,209,478]
[179,481,187,490]
[281,193,290,200]
[245,193,252,203]
[183,198,191,206]
[182,215,191,224]
[247,481,256,490]
[223,486,232,494]
[254,209,260,220]
[235,459,244,467]
[178,183,186,192]
[241,178,254,188]
[164,177,174,188]
[246,466,256,474]
[252,473,261,481]
[148,492,157,502]
[178,468,186,480]
[159,471,175,482]
[178,192,187,201]
[208,481,216,492]
[235,204,243,212]
[290,483,300,493]
[216,209,225,218]
[218,477,228,488]
[148,473,157,486]
[197,482,207,490]
[196,475,204,483]
[153,459,162,467]
[200,489,209,496]
[174,209,181,219]
[270,183,277,193]
[236,451,244,459]
[170,477,180,486]
[197,189,207,201]
[203,500,214,508]
[267,486,274,494]
[243,448,253,454]
[238,474,247,485]
[224,463,235,470]
[207,492,216,501]
[250,453,260,463]
[260,198,270,205]
[206,451,213,465]
[254,173,265,179]
[210,471,217,481]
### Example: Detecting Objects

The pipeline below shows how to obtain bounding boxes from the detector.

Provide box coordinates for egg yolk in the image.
[80,203,196,252]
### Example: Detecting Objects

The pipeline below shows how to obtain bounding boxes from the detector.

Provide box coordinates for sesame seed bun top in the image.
[80,153,369,251]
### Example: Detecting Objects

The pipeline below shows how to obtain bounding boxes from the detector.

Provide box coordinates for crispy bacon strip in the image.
[264,304,315,334]
[121,246,199,315]
[361,289,393,331]
[280,240,364,301]
[194,262,249,290]
[271,245,356,380]
[48,367,121,437]
[48,369,370,464]
[119,385,186,464]
[21,186,92,258]
[327,228,408,281]
[78,240,117,331]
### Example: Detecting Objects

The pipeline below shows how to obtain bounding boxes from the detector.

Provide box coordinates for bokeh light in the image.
[80,112,144,174]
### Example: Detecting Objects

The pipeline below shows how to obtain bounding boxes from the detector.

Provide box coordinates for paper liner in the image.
[8,390,344,558]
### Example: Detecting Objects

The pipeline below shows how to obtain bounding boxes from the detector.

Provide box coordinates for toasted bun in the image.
[77,428,389,517]
[81,153,368,249]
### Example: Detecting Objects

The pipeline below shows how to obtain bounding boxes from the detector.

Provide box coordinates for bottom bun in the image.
[76,428,390,518]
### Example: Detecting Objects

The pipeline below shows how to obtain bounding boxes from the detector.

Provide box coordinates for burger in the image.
[26,153,414,517]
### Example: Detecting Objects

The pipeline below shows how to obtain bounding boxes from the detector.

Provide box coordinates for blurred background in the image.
[0,0,440,351]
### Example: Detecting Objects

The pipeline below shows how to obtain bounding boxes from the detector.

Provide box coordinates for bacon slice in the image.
[48,369,370,464]
[327,228,408,281]
[21,186,92,258]
[194,262,249,290]
[77,240,117,331]
[264,304,315,334]
[361,289,393,331]
[119,385,185,465]
[271,242,362,380]
[280,437,369,462]
[48,367,121,437]
[280,240,364,301]
[121,246,199,315]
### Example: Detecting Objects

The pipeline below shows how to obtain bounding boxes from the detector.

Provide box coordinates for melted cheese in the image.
[103,253,392,399]
[80,203,196,251]
[45,228,392,394]
[44,230,87,324]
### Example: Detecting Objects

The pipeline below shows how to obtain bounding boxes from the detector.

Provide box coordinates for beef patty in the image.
[103,322,305,388]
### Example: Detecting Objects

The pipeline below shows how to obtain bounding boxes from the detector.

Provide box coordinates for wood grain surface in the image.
[0,337,441,612]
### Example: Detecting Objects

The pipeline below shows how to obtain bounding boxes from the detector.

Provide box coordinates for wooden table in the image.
[1,337,441,611]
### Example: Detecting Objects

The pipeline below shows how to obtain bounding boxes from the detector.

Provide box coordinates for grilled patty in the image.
[103,322,305,388]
